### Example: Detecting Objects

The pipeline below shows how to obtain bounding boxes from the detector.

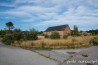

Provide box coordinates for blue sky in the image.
[0,0,98,31]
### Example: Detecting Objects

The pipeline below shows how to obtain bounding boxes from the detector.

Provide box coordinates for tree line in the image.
[1,22,38,45]
[0,21,98,45]
[87,29,98,35]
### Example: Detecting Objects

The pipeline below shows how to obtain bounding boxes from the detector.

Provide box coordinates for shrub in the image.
[25,33,38,40]
[91,37,98,46]
[50,31,60,39]
[29,29,38,40]
[31,33,38,40]
[45,35,49,38]
[23,32,31,40]
[23,29,38,40]
[63,34,68,39]
[13,29,23,41]
[0,30,6,37]
[2,34,14,45]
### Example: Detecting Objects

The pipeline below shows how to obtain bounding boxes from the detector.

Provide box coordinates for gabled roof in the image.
[45,24,68,32]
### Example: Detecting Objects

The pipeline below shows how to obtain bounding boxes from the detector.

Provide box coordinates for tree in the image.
[50,31,60,39]
[6,22,14,31]
[73,25,79,36]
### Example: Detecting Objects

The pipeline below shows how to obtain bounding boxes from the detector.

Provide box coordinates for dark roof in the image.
[45,24,68,32]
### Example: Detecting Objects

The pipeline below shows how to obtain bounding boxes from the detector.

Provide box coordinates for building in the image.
[44,24,71,36]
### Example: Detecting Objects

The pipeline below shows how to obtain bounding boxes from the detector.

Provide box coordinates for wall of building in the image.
[64,25,71,34]
[44,31,64,36]
[44,25,71,36]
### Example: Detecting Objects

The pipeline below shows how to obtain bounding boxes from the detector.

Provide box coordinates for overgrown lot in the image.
[12,36,96,49]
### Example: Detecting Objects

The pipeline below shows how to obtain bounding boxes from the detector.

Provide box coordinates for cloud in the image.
[2,4,61,22]
[0,0,98,30]
[34,5,98,30]
[0,3,15,7]
[4,11,32,18]
[3,5,53,16]
[0,0,16,7]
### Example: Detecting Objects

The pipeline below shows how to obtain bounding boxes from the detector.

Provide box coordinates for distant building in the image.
[44,24,71,36]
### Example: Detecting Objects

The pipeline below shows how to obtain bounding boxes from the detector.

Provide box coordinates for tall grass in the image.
[32,36,94,49]
[12,36,95,49]
[12,41,33,48]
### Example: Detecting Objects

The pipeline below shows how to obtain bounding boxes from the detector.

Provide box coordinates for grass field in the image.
[12,36,97,49]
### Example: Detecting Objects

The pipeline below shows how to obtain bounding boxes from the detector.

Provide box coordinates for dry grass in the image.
[12,41,33,48]
[0,38,3,41]
[12,36,96,49]
[32,36,94,49]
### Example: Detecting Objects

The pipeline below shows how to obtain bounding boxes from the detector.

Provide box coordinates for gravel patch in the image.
[35,48,85,63]
[62,46,98,65]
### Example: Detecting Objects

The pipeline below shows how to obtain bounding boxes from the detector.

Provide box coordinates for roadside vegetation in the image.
[30,36,94,49]
[90,36,98,46]
[50,31,60,39]
[1,22,38,47]
[0,22,98,49]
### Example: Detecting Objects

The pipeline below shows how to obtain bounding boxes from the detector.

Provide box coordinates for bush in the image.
[23,29,38,40]
[23,32,31,40]
[2,34,14,45]
[45,35,49,38]
[91,37,98,46]
[50,31,60,39]
[29,29,38,40]
[63,34,68,39]
[13,29,23,41]
[0,30,6,37]
[31,33,38,40]
[24,32,38,40]
[1,28,38,46]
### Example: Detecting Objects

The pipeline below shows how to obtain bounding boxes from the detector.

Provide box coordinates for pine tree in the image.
[73,25,79,36]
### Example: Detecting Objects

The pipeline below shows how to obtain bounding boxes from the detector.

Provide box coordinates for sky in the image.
[0,0,98,31]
